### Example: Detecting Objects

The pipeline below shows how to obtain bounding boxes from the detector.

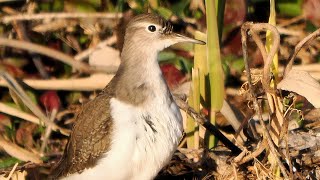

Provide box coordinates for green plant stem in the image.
[192,68,200,149]
[206,0,224,148]
[215,0,226,44]
[186,85,195,148]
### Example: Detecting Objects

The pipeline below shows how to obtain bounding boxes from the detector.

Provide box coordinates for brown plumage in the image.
[50,84,114,178]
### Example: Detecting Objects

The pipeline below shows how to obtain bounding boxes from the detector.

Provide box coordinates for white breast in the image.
[62,96,183,180]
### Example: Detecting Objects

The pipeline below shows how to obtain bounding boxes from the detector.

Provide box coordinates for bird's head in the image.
[123,14,205,52]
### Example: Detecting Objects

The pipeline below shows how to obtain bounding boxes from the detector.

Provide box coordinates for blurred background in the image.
[0,0,319,179]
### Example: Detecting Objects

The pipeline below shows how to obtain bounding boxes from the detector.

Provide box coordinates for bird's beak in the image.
[171,33,206,45]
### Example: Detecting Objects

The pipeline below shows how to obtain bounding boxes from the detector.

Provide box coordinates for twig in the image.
[0,73,113,91]
[281,98,297,178]
[74,35,118,61]
[1,12,122,23]
[241,23,289,179]
[276,26,303,37]
[32,19,78,33]
[235,139,267,165]
[5,163,18,180]
[0,161,56,175]
[0,38,92,73]
[0,135,42,163]
[220,100,247,143]
[247,23,280,93]
[40,109,58,156]
[0,72,70,136]
[284,28,320,76]
[277,15,304,27]
[249,25,289,174]
[0,102,41,124]
[173,95,242,155]
[2,6,49,79]
[0,0,21,3]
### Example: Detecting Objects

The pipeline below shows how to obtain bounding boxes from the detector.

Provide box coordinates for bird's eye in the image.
[148,25,156,32]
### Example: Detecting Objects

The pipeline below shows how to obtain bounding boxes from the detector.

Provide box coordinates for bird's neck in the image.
[112,44,170,105]
[120,44,160,79]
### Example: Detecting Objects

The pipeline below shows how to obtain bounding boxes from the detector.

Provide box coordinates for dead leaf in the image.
[32,19,78,33]
[0,113,11,128]
[89,46,120,67]
[9,89,29,113]
[0,114,11,138]
[0,135,42,164]
[303,0,320,26]
[278,70,320,108]
[15,122,37,149]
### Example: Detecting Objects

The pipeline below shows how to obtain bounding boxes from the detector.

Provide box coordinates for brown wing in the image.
[50,89,114,178]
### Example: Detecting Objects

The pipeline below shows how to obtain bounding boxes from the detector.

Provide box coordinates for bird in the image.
[50,13,205,180]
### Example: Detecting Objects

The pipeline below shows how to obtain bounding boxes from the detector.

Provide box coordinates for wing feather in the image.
[51,90,114,178]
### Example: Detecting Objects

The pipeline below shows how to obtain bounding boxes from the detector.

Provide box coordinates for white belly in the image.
[63,97,183,180]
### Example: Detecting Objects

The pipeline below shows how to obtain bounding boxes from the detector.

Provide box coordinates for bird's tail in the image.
[48,154,67,179]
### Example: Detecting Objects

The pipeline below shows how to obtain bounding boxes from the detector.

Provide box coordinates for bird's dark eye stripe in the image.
[161,20,173,34]
[160,19,173,34]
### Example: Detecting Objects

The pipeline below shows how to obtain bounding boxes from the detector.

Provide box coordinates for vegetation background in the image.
[0,0,319,179]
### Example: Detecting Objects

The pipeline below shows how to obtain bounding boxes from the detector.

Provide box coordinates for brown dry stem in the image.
[1,12,122,23]
[246,23,280,93]
[241,22,289,179]
[285,27,320,76]
[0,38,92,73]
[0,73,113,91]
[0,135,42,164]
[74,35,118,61]
[173,94,242,155]
[234,139,267,165]
[0,102,41,124]
[3,7,50,79]
[0,72,70,136]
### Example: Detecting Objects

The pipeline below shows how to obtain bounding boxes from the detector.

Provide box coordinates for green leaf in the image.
[148,0,159,9]
[206,0,224,111]
[177,56,193,74]
[194,31,209,105]
[206,0,224,148]
[277,0,302,17]
[35,125,45,134]
[157,51,176,62]
[26,91,38,105]
[4,125,15,142]
[172,0,191,17]
[3,58,28,68]
[231,58,245,74]
[66,92,83,104]
[52,0,64,12]
[159,55,193,74]
[116,0,125,12]
[79,35,89,45]
[0,157,22,169]
[87,0,102,7]
[171,43,194,52]
[65,1,97,12]
[194,10,203,19]
[39,2,51,11]
[306,20,318,32]
[9,89,38,113]
[59,64,73,78]
[156,7,173,20]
